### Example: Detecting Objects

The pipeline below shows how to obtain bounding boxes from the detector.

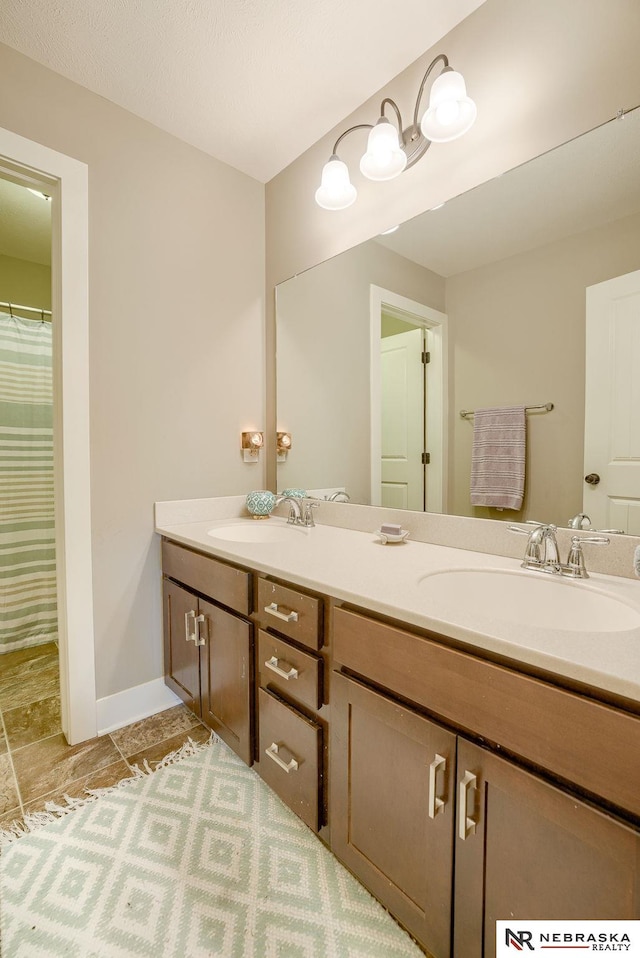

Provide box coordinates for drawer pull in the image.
[428,753,446,819]
[184,610,197,645]
[265,742,299,773]
[195,613,207,647]
[265,655,299,680]
[264,602,299,624]
[458,770,478,840]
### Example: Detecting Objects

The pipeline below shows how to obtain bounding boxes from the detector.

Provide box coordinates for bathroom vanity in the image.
[156,500,640,957]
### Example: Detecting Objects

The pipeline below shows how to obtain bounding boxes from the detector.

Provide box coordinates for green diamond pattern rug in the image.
[0,737,423,957]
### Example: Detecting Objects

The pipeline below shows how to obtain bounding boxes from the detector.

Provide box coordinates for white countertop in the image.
[155,501,640,705]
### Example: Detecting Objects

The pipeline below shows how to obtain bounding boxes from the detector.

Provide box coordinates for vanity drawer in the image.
[333,607,640,818]
[258,687,322,831]
[257,578,322,650]
[258,630,323,711]
[162,539,250,616]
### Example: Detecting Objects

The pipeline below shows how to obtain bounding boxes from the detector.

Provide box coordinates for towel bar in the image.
[460,401,554,419]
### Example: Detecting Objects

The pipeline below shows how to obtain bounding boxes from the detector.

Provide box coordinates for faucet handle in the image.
[507,520,544,535]
[571,534,610,545]
[302,500,318,527]
[565,534,610,578]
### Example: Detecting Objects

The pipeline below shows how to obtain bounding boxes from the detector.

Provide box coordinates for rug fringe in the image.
[0,732,216,848]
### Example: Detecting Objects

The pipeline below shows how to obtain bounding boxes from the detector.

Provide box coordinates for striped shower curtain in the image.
[0,313,57,653]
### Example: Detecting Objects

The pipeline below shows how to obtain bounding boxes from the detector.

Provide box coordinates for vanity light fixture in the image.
[241,430,264,462]
[276,431,292,462]
[315,53,476,211]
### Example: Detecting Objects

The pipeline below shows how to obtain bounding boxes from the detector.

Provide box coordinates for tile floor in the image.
[0,642,211,830]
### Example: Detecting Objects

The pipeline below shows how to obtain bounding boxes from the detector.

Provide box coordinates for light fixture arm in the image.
[331,123,374,158]
[380,97,403,132]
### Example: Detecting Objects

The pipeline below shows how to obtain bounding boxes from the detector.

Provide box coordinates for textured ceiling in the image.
[0,0,486,182]
[0,179,51,265]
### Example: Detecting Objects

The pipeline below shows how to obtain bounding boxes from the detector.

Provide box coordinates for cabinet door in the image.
[200,599,253,765]
[454,738,640,958]
[331,672,456,958]
[163,578,201,717]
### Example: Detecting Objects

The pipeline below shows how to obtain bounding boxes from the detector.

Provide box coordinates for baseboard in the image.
[97,678,182,736]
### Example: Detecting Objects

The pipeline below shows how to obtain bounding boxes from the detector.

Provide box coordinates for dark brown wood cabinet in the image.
[453,738,640,958]
[163,577,202,717]
[161,533,640,957]
[254,576,328,833]
[162,539,253,764]
[331,671,456,958]
[330,605,640,958]
[200,599,253,765]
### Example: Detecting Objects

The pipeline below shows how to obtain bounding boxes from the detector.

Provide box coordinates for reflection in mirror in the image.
[276,108,640,531]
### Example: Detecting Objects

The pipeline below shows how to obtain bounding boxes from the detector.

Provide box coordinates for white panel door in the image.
[584,269,640,533]
[380,329,424,510]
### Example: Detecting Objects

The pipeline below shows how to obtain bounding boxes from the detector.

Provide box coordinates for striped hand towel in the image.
[470,405,526,510]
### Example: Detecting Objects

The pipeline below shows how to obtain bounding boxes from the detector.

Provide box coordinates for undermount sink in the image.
[207,518,301,543]
[416,568,640,633]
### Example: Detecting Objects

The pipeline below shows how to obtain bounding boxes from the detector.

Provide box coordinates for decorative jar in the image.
[245,490,276,518]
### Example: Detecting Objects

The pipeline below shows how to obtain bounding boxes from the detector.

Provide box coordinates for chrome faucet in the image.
[517,522,561,574]
[327,491,350,502]
[509,521,609,578]
[275,495,318,527]
[568,512,591,530]
[275,494,302,524]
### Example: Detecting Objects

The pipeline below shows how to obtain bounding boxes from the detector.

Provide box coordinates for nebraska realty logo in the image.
[496,922,639,955]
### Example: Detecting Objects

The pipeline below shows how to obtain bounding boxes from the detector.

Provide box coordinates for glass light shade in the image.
[315,156,357,210]
[359,119,407,181]
[420,70,477,143]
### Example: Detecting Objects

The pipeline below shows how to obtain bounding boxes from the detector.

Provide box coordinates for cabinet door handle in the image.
[264,601,299,624]
[184,610,197,644]
[264,655,299,680]
[458,770,478,840]
[428,753,446,819]
[195,613,207,647]
[265,742,299,773]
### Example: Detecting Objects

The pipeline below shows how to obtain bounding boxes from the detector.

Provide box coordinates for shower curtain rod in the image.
[0,300,52,318]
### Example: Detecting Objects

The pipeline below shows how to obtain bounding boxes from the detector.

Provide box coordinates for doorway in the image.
[370,285,448,513]
[0,176,60,737]
[0,125,96,745]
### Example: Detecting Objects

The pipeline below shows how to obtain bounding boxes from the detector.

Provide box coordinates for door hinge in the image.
[422,452,431,465]
[421,350,431,364]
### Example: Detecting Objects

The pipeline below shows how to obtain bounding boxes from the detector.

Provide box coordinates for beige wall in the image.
[0,253,51,311]
[265,0,640,488]
[276,241,443,502]
[0,43,265,701]
[448,210,640,525]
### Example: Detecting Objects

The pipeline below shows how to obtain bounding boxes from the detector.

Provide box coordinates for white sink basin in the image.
[207,519,301,543]
[417,568,640,633]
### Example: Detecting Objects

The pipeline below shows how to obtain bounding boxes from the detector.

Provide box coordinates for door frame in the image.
[584,269,640,533]
[0,126,97,744]
[370,284,448,512]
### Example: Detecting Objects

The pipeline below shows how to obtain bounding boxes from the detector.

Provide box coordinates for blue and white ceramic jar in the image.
[281,488,307,498]
[246,490,276,518]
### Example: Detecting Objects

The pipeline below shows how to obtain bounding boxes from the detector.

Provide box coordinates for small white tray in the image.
[375,528,410,544]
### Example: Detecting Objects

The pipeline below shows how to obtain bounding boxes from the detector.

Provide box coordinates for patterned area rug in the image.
[0,736,423,957]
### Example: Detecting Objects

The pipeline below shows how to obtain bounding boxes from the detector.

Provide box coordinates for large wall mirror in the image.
[275,108,640,532]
